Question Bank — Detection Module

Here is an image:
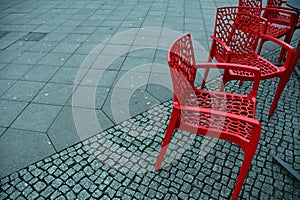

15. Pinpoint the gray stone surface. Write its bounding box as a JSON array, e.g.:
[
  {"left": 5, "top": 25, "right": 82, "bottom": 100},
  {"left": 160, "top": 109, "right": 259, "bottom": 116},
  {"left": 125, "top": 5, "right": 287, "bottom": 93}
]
[
  {"left": 33, "top": 83, "right": 73, "bottom": 105},
  {"left": 0, "top": 0, "right": 299, "bottom": 198},
  {"left": 1, "top": 81, "right": 45, "bottom": 102},
  {"left": 0, "top": 128, "right": 55, "bottom": 178},
  {"left": 0, "top": 100, "right": 28, "bottom": 127},
  {"left": 21, "top": 65, "right": 59, "bottom": 82},
  {"left": 11, "top": 103, "right": 62, "bottom": 132},
  {"left": 0, "top": 64, "right": 32, "bottom": 80}
]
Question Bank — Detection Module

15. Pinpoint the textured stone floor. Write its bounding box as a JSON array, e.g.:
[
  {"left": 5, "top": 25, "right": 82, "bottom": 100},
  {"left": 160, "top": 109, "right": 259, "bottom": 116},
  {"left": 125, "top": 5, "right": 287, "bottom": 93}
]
[{"left": 0, "top": 0, "right": 299, "bottom": 199}]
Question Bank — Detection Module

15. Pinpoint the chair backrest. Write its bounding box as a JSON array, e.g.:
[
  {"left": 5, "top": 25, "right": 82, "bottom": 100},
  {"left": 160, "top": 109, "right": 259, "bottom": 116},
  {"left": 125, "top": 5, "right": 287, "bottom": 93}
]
[
  {"left": 168, "top": 33, "right": 197, "bottom": 106},
  {"left": 214, "top": 7, "right": 263, "bottom": 56},
  {"left": 266, "top": 0, "right": 283, "bottom": 6},
  {"left": 239, "top": 0, "right": 262, "bottom": 8}
]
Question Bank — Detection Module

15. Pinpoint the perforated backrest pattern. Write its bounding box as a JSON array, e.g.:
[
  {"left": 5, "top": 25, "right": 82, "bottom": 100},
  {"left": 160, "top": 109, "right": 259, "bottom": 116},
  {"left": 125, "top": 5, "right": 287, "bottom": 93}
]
[
  {"left": 215, "top": 7, "right": 262, "bottom": 56},
  {"left": 168, "top": 34, "right": 197, "bottom": 106}
]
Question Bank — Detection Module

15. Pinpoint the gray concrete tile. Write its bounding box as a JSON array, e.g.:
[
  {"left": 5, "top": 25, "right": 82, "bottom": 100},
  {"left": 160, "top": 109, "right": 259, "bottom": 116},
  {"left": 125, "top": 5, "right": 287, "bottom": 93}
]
[
  {"left": 29, "top": 41, "right": 57, "bottom": 52},
  {"left": 41, "top": 33, "right": 67, "bottom": 42},
  {"left": 11, "top": 103, "right": 62, "bottom": 132},
  {"left": 69, "top": 107, "right": 114, "bottom": 140},
  {"left": 120, "top": 20, "right": 143, "bottom": 28},
  {"left": 51, "top": 42, "right": 80, "bottom": 54},
  {"left": 0, "top": 79, "right": 16, "bottom": 96},
  {"left": 85, "top": 32, "right": 112, "bottom": 43},
  {"left": 69, "top": 86, "right": 110, "bottom": 109},
  {"left": 127, "top": 48, "right": 156, "bottom": 59},
  {"left": 21, "top": 65, "right": 59, "bottom": 82},
  {"left": 38, "top": 52, "right": 71, "bottom": 67},
  {"left": 91, "top": 54, "right": 125, "bottom": 70},
  {"left": 62, "top": 34, "right": 89, "bottom": 43},
  {"left": 0, "top": 40, "right": 15, "bottom": 50},
  {"left": 50, "top": 67, "right": 78, "bottom": 85},
  {"left": 1, "top": 81, "right": 45, "bottom": 102},
  {"left": 61, "top": 19, "right": 84, "bottom": 26},
  {"left": 112, "top": 71, "right": 149, "bottom": 90},
  {"left": 74, "top": 43, "right": 98, "bottom": 54},
  {"left": 132, "top": 36, "right": 160, "bottom": 47},
  {"left": 0, "top": 128, "right": 55, "bottom": 178},
  {"left": 45, "top": 19, "right": 67, "bottom": 27},
  {"left": 80, "top": 69, "right": 118, "bottom": 88},
  {"left": 1, "top": 31, "right": 28, "bottom": 41},
  {"left": 13, "top": 52, "right": 46, "bottom": 65},
  {"left": 33, "top": 83, "right": 73, "bottom": 106},
  {"left": 0, "top": 127, "right": 6, "bottom": 137},
  {"left": 48, "top": 106, "right": 114, "bottom": 151},
  {"left": 73, "top": 26, "right": 97, "bottom": 34},
  {"left": 102, "top": 88, "right": 160, "bottom": 124},
  {"left": 0, "top": 100, "right": 28, "bottom": 127},
  {"left": 0, "top": 64, "right": 32, "bottom": 80},
  {"left": 101, "top": 20, "right": 122, "bottom": 27},
  {"left": 101, "top": 44, "right": 131, "bottom": 56},
  {"left": 14, "top": 25, "right": 39, "bottom": 32},
  {"left": 147, "top": 71, "right": 173, "bottom": 103},
  {"left": 0, "top": 50, "right": 21, "bottom": 64},
  {"left": 0, "top": 63, "right": 8, "bottom": 71},
  {"left": 121, "top": 56, "right": 154, "bottom": 71},
  {"left": 80, "top": 19, "right": 103, "bottom": 27},
  {"left": 63, "top": 54, "right": 87, "bottom": 67},
  {"left": 94, "top": 26, "right": 118, "bottom": 35},
  {"left": 47, "top": 106, "right": 80, "bottom": 151},
  {"left": 33, "top": 25, "right": 57, "bottom": 33},
  {"left": 5, "top": 40, "right": 36, "bottom": 52}
]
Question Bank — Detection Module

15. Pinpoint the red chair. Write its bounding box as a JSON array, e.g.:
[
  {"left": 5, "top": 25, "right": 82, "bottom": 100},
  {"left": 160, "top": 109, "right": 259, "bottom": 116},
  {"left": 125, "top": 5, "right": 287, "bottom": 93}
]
[
  {"left": 239, "top": 0, "right": 297, "bottom": 63},
  {"left": 266, "top": 0, "right": 300, "bottom": 46},
  {"left": 201, "top": 6, "right": 295, "bottom": 116},
  {"left": 155, "top": 33, "right": 262, "bottom": 200}
]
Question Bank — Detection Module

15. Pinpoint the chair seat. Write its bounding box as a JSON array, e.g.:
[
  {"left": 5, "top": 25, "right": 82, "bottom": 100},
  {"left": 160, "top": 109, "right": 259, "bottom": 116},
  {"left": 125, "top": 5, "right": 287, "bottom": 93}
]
[
  {"left": 181, "top": 90, "right": 256, "bottom": 140},
  {"left": 265, "top": 24, "right": 290, "bottom": 38},
  {"left": 269, "top": 13, "right": 300, "bottom": 28},
  {"left": 229, "top": 52, "right": 280, "bottom": 78}
]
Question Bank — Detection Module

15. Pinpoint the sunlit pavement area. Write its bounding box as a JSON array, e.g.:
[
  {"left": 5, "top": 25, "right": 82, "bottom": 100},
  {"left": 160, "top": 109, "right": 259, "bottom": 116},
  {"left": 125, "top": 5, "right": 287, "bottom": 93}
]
[{"left": 0, "top": 0, "right": 299, "bottom": 199}]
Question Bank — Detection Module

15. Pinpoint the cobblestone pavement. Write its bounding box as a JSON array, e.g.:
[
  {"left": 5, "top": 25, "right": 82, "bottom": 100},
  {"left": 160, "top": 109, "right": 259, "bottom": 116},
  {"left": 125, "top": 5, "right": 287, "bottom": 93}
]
[{"left": 0, "top": 0, "right": 300, "bottom": 199}]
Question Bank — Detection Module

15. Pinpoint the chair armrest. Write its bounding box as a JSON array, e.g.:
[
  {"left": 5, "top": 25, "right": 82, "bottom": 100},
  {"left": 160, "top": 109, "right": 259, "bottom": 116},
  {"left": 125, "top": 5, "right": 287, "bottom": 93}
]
[
  {"left": 195, "top": 63, "right": 261, "bottom": 97},
  {"left": 260, "top": 34, "right": 294, "bottom": 52},
  {"left": 173, "top": 102, "right": 261, "bottom": 127},
  {"left": 211, "top": 35, "right": 233, "bottom": 62},
  {"left": 260, "top": 34, "right": 295, "bottom": 69},
  {"left": 211, "top": 35, "right": 232, "bottom": 54}
]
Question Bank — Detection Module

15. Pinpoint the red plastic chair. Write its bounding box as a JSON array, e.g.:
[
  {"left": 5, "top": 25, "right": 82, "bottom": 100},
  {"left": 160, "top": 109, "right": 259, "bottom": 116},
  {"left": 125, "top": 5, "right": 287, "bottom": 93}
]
[
  {"left": 266, "top": 0, "right": 300, "bottom": 44},
  {"left": 201, "top": 6, "right": 295, "bottom": 116},
  {"left": 155, "top": 33, "right": 262, "bottom": 200},
  {"left": 239, "top": 0, "right": 297, "bottom": 63}
]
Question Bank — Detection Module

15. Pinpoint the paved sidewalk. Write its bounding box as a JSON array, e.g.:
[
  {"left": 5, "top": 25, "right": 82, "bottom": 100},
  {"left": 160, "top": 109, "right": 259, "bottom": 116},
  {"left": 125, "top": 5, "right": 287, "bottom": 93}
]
[
  {"left": 0, "top": 0, "right": 299, "bottom": 199},
  {"left": 0, "top": 0, "right": 242, "bottom": 179}
]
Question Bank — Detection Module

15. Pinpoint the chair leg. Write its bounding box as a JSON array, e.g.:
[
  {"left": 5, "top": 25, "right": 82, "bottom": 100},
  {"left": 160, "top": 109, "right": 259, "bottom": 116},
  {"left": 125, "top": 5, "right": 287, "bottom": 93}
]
[
  {"left": 269, "top": 77, "right": 289, "bottom": 117},
  {"left": 201, "top": 68, "right": 210, "bottom": 89},
  {"left": 239, "top": 80, "right": 243, "bottom": 87},
  {"left": 232, "top": 125, "right": 261, "bottom": 200},
  {"left": 220, "top": 69, "right": 230, "bottom": 92},
  {"left": 155, "top": 110, "right": 179, "bottom": 170},
  {"left": 201, "top": 50, "right": 214, "bottom": 89},
  {"left": 257, "top": 38, "right": 265, "bottom": 55}
]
